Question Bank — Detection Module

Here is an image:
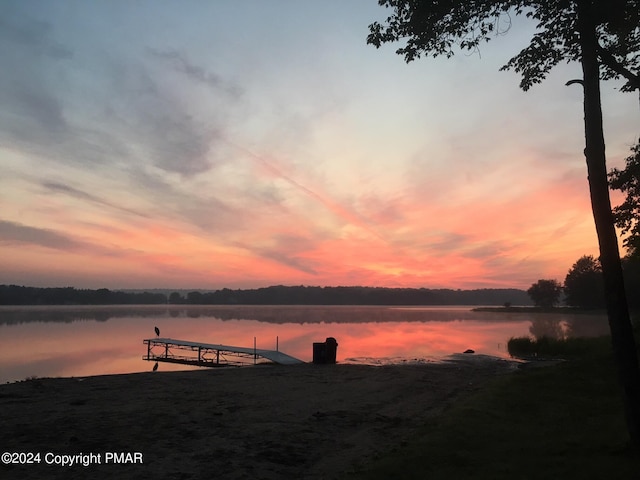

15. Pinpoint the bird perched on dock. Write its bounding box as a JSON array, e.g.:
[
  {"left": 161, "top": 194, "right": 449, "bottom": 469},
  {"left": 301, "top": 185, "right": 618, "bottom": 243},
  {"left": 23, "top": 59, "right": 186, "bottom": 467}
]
[
  {"left": 153, "top": 362, "right": 158, "bottom": 372},
  {"left": 154, "top": 326, "right": 160, "bottom": 337}
]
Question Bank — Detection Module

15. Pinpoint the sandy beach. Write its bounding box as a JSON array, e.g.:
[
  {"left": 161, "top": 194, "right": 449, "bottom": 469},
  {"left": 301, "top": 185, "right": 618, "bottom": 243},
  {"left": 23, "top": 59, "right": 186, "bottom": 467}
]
[{"left": 1, "top": 357, "right": 517, "bottom": 479}]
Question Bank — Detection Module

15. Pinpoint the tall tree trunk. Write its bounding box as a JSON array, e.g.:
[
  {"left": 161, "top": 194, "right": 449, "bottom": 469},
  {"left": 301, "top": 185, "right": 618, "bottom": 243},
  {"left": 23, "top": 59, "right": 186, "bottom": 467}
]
[{"left": 577, "top": 0, "right": 640, "bottom": 447}]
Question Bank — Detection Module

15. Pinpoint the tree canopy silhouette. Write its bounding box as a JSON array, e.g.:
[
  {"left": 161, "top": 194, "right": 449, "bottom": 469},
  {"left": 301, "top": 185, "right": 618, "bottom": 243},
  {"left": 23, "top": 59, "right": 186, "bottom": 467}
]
[
  {"left": 527, "top": 279, "right": 562, "bottom": 308},
  {"left": 368, "top": 0, "right": 640, "bottom": 447},
  {"left": 564, "top": 255, "right": 605, "bottom": 308},
  {"left": 610, "top": 141, "right": 640, "bottom": 257},
  {"left": 368, "top": 0, "right": 640, "bottom": 91}
]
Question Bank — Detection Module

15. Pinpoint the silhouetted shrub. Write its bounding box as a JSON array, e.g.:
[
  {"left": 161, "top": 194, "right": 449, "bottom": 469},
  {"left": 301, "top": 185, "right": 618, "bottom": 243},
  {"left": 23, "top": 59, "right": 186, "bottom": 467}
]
[{"left": 508, "top": 336, "right": 603, "bottom": 358}]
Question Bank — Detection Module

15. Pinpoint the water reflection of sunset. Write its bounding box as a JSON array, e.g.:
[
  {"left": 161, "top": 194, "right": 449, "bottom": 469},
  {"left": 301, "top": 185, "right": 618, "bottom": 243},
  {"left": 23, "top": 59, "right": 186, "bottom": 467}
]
[{"left": 0, "top": 306, "right": 610, "bottom": 383}]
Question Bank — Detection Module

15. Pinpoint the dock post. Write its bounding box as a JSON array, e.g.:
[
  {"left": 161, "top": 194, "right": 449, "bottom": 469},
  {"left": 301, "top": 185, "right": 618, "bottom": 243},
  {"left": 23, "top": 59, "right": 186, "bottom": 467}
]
[
  {"left": 254, "top": 337, "right": 257, "bottom": 365},
  {"left": 276, "top": 336, "right": 279, "bottom": 352}
]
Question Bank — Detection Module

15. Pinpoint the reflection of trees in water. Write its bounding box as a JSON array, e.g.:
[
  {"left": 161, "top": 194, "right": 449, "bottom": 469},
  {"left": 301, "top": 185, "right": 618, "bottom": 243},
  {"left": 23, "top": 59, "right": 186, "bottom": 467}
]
[
  {"left": 1, "top": 306, "right": 612, "bottom": 335},
  {"left": 2, "top": 305, "right": 492, "bottom": 325},
  {"left": 528, "top": 314, "right": 610, "bottom": 340},
  {"left": 564, "top": 315, "right": 611, "bottom": 337},
  {"left": 0, "top": 306, "right": 173, "bottom": 325},
  {"left": 0, "top": 308, "right": 115, "bottom": 325},
  {"left": 529, "top": 318, "right": 565, "bottom": 340},
  {"left": 173, "top": 306, "right": 499, "bottom": 323}
]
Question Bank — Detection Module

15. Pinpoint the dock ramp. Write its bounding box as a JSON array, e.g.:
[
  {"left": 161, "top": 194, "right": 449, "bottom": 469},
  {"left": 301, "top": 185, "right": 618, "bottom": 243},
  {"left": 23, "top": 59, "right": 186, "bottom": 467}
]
[{"left": 144, "top": 337, "right": 304, "bottom": 367}]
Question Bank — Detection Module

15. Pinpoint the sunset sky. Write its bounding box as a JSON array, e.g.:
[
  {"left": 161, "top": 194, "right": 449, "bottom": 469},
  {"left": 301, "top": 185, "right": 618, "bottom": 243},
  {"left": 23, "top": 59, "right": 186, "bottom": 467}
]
[{"left": 1, "top": 1, "right": 638, "bottom": 291}]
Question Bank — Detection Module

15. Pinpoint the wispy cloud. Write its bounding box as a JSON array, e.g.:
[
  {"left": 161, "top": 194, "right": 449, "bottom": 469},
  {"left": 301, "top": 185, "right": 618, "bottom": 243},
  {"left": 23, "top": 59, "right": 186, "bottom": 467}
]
[
  {"left": 0, "top": 220, "right": 88, "bottom": 251},
  {"left": 253, "top": 248, "right": 318, "bottom": 276},
  {"left": 146, "top": 47, "right": 242, "bottom": 97},
  {"left": 0, "top": 10, "right": 72, "bottom": 149},
  {"left": 102, "top": 64, "right": 218, "bottom": 177},
  {"left": 227, "top": 140, "right": 388, "bottom": 241},
  {"left": 42, "top": 182, "right": 150, "bottom": 219},
  {"left": 0, "top": 6, "right": 73, "bottom": 60},
  {"left": 231, "top": 233, "right": 321, "bottom": 276}
]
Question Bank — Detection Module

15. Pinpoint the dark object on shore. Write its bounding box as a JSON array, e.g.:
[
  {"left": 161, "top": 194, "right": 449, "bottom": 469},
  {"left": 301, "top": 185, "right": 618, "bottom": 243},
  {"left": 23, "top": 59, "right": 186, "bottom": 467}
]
[
  {"left": 154, "top": 326, "right": 160, "bottom": 337},
  {"left": 463, "top": 349, "right": 475, "bottom": 354},
  {"left": 152, "top": 362, "right": 158, "bottom": 372},
  {"left": 313, "top": 337, "right": 339, "bottom": 364}
]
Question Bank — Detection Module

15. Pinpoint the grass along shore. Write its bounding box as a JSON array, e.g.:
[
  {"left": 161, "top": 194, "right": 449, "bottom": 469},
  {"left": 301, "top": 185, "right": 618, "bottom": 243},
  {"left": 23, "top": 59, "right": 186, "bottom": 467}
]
[{"left": 350, "top": 335, "right": 640, "bottom": 479}]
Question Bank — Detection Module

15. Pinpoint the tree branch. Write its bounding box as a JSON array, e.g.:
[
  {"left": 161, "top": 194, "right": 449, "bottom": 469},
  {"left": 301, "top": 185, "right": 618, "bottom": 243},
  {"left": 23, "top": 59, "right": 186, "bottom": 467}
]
[
  {"left": 596, "top": 44, "right": 640, "bottom": 91},
  {"left": 566, "top": 78, "right": 584, "bottom": 87}
]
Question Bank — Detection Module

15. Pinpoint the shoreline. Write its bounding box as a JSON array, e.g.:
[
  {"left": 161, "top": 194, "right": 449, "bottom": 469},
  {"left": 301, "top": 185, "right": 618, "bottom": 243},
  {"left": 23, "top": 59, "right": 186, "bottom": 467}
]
[
  {"left": 1, "top": 358, "right": 517, "bottom": 479},
  {"left": 472, "top": 306, "right": 607, "bottom": 314}
]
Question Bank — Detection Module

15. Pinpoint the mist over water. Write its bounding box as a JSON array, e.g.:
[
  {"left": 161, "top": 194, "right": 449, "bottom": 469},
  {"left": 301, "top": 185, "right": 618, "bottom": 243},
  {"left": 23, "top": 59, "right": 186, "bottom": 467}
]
[{"left": 0, "top": 305, "right": 609, "bottom": 383}]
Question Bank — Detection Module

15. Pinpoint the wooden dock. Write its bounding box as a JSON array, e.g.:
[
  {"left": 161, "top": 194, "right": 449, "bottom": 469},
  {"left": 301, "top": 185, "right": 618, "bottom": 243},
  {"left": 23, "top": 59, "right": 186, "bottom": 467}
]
[{"left": 143, "top": 337, "right": 304, "bottom": 368}]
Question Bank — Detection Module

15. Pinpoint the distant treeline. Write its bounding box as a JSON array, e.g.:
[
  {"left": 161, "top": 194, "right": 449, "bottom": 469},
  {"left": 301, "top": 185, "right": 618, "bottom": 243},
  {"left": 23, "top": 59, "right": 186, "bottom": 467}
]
[
  {"left": 0, "top": 284, "right": 530, "bottom": 306},
  {"left": 0, "top": 286, "right": 167, "bottom": 305}
]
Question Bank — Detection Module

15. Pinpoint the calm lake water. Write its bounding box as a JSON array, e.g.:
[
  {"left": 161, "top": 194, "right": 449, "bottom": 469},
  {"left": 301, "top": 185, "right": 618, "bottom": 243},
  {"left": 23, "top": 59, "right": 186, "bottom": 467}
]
[{"left": 0, "top": 305, "right": 610, "bottom": 383}]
